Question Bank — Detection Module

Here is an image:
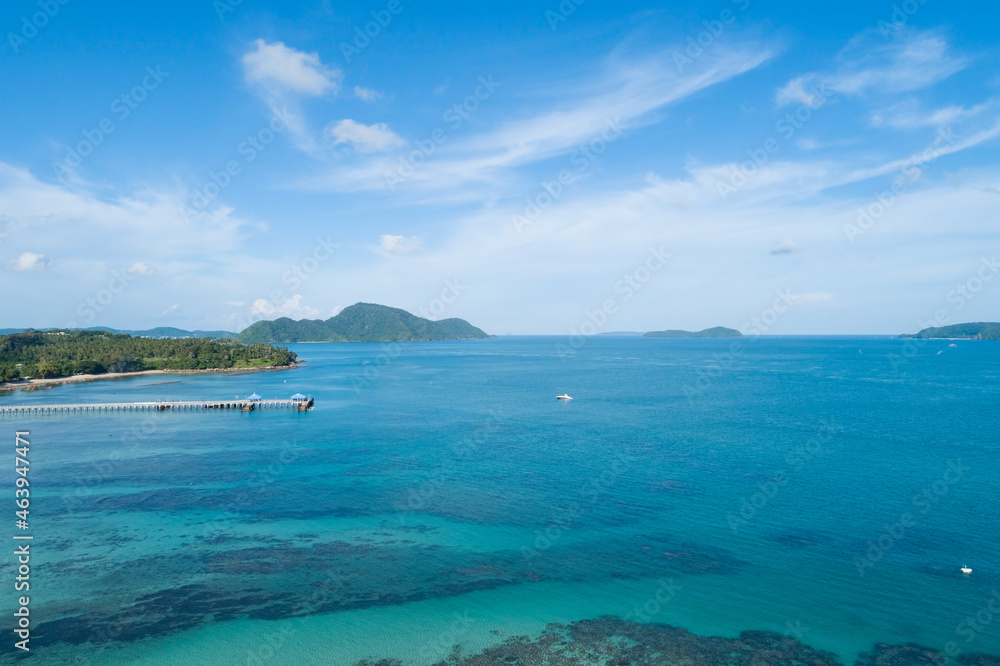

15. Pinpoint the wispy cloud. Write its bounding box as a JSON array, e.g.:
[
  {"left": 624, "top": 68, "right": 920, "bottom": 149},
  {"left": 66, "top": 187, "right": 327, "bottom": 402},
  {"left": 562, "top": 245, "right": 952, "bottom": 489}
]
[
  {"left": 324, "top": 119, "right": 405, "bottom": 152},
  {"left": 871, "top": 98, "right": 991, "bottom": 129},
  {"left": 126, "top": 262, "right": 154, "bottom": 276},
  {"left": 242, "top": 39, "right": 341, "bottom": 95},
  {"left": 770, "top": 239, "right": 798, "bottom": 255},
  {"left": 380, "top": 234, "right": 422, "bottom": 254},
  {"left": 249, "top": 294, "right": 319, "bottom": 319},
  {"left": 305, "top": 41, "right": 778, "bottom": 193},
  {"left": 354, "top": 86, "right": 382, "bottom": 102},
  {"left": 5, "top": 251, "right": 49, "bottom": 271},
  {"left": 777, "top": 28, "right": 966, "bottom": 106},
  {"left": 241, "top": 39, "right": 342, "bottom": 154}
]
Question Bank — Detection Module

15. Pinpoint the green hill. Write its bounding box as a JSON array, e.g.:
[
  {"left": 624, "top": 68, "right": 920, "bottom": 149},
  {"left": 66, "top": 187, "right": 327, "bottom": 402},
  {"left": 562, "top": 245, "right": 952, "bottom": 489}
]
[
  {"left": 901, "top": 322, "right": 1000, "bottom": 340},
  {"left": 235, "top": 303, "right": 491, "bottom": 343},
  {"left": 643, "top": 327, "right": 742, "bottom": 338}
]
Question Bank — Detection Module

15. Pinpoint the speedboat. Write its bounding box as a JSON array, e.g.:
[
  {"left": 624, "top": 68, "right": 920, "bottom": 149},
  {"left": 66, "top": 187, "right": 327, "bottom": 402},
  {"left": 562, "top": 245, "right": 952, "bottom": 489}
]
[
  {"left": 961, "top": 565, "right": 972, "bottom": 575},
  {"left": 556, "top": 394, "right": 573, "bottom": 400}
]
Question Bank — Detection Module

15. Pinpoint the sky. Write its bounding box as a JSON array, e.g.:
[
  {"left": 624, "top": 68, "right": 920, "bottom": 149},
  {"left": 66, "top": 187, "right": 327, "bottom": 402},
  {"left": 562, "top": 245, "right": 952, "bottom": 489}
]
[{"left": 1, "top": 0, "right": 998, "bottom": 335}]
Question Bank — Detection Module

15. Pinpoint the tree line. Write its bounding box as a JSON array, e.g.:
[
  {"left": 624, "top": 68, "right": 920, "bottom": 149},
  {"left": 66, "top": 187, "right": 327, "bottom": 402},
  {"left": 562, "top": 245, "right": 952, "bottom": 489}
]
[{"left": 0, "top": 330, "right": 296, "bottom": 382}]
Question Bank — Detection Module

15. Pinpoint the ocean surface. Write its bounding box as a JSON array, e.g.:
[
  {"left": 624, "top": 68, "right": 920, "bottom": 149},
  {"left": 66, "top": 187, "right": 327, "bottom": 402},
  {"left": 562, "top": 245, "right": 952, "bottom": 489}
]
[{"left": 1, "top": 336, "right": 998, "bottom": 665}]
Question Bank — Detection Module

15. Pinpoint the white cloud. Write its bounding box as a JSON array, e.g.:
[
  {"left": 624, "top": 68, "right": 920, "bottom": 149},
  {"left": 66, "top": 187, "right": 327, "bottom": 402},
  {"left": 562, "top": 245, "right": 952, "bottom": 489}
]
[
  {"left": 380, "top": 234, "right": 422, "bottom": 254},
  {"left": 777, "top": 29, "right": 966, "bottom": 106},
  {"left": 324, "top": 119, "right": 405, "bottom": 152},
  {"left": 126, "top": 262, "right": 154, "bottom": 276},
  {"left": 224, "top": 300, "right": 245, "bottom": 307},
  {"left": 5, "top": 251, "right": 49, "bottom": 271},
  {"left": 787, "top": 292, "right": 834, "bottom": 304},
  {"left": 354, "top": 86, "right": 382, "bottom": 102},
  {"left": 163, "top": 304, "right": 179, "bottom": 314},
  {"left": 305, "top": 41, "right": 777, "bottom": 193},
  {"left": 241, "top": 39, "right": 340, "bottom": 96},
  {"left": 871, "top": 99, "right": 990, "bottom": 129},
  {"left": 770, "top": 239, "right": 798, "bottom": 255},
  {"left": 249, "top": 294, "right": 320, "bottom": 319}
]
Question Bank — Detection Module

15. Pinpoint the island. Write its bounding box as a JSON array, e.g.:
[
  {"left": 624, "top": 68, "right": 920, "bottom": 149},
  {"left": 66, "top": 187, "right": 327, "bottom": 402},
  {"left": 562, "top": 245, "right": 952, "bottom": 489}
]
[
  {"left": 0, "top": 330, "right": 296, "bottom": 387},
  {"left": 235, "top": 302, "right": 491, "bottom": 343},
  {"left": 900, "top": 322, "right": 1000, "bottom": 340},
  {"left": 0, "top": 326, "right": 236, "bottom": 338},
  {"left": 643, "top": 327, "right": 742, "bottom": 338}
]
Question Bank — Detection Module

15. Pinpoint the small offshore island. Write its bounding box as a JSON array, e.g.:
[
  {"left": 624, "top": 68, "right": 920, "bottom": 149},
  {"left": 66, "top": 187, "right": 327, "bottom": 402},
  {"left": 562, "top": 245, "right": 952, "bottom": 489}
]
[
  {"left": 643, "top": 326, "right": 743, "bottom": 338},
  {"left": 901, "top": 322, "right": 1000, "bottom": 340}
]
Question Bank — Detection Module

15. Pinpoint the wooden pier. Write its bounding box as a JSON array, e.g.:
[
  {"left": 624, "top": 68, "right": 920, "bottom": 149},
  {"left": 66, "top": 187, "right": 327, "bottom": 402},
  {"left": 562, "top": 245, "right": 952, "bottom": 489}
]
[{"left": 0, "top": 397, "right": 314, "bottom": 416}]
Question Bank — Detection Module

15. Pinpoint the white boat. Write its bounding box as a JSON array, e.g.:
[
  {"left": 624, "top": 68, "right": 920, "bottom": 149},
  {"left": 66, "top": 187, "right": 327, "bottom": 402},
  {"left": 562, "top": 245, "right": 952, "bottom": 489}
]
[
  {"left": 961, "top": 565, "right": 972, "bottom": 575},
  {"left": 949, "top": 343, "right": 958, "bottom": 348},
  {"left": 556, "top": 394, "right": 573, "bottom": 400}
]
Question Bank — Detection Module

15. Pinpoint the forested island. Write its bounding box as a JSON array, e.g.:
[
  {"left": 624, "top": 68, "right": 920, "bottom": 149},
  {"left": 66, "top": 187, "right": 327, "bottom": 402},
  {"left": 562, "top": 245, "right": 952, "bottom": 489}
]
[
  {"left": 643, "top": 327, "right": 742, "bottom": 338},
  {"left": 0, "top": 330, "right": 296, "bottom": 383},
  {"left": 236, "top": 302, "right": 491, "bottom": 343},
  {"left": 901, "top": 322, "right": 1000, "bottom": 340}
]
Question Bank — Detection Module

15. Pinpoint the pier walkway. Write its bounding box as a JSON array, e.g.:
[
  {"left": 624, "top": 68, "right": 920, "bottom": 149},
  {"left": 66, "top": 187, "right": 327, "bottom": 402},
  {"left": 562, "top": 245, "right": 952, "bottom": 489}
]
[{"left": 0, "top": 397, "right": 314, "bottom": 416}]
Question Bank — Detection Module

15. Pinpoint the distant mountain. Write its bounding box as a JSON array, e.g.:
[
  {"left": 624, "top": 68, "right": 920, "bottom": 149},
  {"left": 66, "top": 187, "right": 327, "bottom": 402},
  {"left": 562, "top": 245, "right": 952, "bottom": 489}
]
[
  {"left": 0, "top": 326, "right": 234, "bottom": 339},
  {"left": 901, "top": 322, "right": 1000, "bottom": 340},
  {"left": 644, "top": 327, "right": 742, "bottom": 338},
  {"left": 235, "top": 303, "right": 491, "bottom": 343}
]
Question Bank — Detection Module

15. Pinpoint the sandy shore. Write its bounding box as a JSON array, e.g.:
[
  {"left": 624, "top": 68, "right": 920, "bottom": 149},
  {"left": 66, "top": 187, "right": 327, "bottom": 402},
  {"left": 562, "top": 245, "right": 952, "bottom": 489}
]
[{"left": 0, "top": 364, "right": 300, "bottom": 393}]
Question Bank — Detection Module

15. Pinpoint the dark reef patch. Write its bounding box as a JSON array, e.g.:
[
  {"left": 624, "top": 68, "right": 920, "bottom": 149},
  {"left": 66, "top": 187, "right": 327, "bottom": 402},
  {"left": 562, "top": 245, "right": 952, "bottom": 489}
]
[{"left": 351, "top": 618, "right": 1000, "bottom": 666}]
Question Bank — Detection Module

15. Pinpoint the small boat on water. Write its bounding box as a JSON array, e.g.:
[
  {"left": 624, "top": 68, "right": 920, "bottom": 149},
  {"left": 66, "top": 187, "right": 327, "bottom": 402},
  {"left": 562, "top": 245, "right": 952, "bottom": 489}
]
[
  {"left": 949, "top": 343, "right": 958, "bottom": 348},
  {"left": 556, "top": 394, "right": 573, "bottom": 401},
  {"left": 961, "top": 565, "right": 973, "bottom": 575}
]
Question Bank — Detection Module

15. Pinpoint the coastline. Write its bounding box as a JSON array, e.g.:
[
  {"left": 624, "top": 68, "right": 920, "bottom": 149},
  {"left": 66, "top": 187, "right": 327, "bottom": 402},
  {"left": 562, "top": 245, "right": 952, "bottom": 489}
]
[{"left": 0, "top": 363, "right": 300, "bottom": 393}]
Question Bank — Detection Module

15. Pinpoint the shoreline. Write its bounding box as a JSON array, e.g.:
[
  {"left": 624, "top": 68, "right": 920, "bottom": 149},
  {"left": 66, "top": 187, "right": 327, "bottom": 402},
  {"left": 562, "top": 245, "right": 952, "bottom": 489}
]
[{"left": 0, "top": 363, "right": 300, "bottom": 393}]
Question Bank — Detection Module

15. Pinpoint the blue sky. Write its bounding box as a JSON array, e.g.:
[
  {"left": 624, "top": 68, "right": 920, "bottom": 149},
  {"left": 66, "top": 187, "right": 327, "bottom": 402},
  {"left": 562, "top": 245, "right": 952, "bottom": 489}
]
[{"left": 1, "top": 0, "right": 998, "bottom": 334}]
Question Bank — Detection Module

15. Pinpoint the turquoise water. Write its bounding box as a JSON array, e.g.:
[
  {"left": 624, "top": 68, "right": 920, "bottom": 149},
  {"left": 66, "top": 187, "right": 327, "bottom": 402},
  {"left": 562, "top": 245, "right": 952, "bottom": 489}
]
[{"left": 1, "top": 336, "right": 998, "bottom": 664}]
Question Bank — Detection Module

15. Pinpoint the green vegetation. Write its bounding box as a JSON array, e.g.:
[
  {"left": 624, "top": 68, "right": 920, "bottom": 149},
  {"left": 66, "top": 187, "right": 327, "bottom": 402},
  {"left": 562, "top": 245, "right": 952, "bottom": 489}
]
[
  {"left": 236, "top": 303, "right": 491, "bottom": 343},
  {"left": 901, "top": 322, "right": 1000, "bottom": 340},
  {"left": 643, "top": 327, "right": 743, "bottom": 338},
  {"left": 0, "top": 330, "right": 296, "bottom": 383},
  {"left": 0, "top": 326, "right": 235, "bottom": 338}
]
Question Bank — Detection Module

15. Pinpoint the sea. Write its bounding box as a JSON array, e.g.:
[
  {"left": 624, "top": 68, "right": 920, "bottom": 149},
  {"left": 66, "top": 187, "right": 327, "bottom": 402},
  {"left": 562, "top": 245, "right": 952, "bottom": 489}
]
[{"left": 0, "top": 336, "right": 997, "bottom": 665}]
